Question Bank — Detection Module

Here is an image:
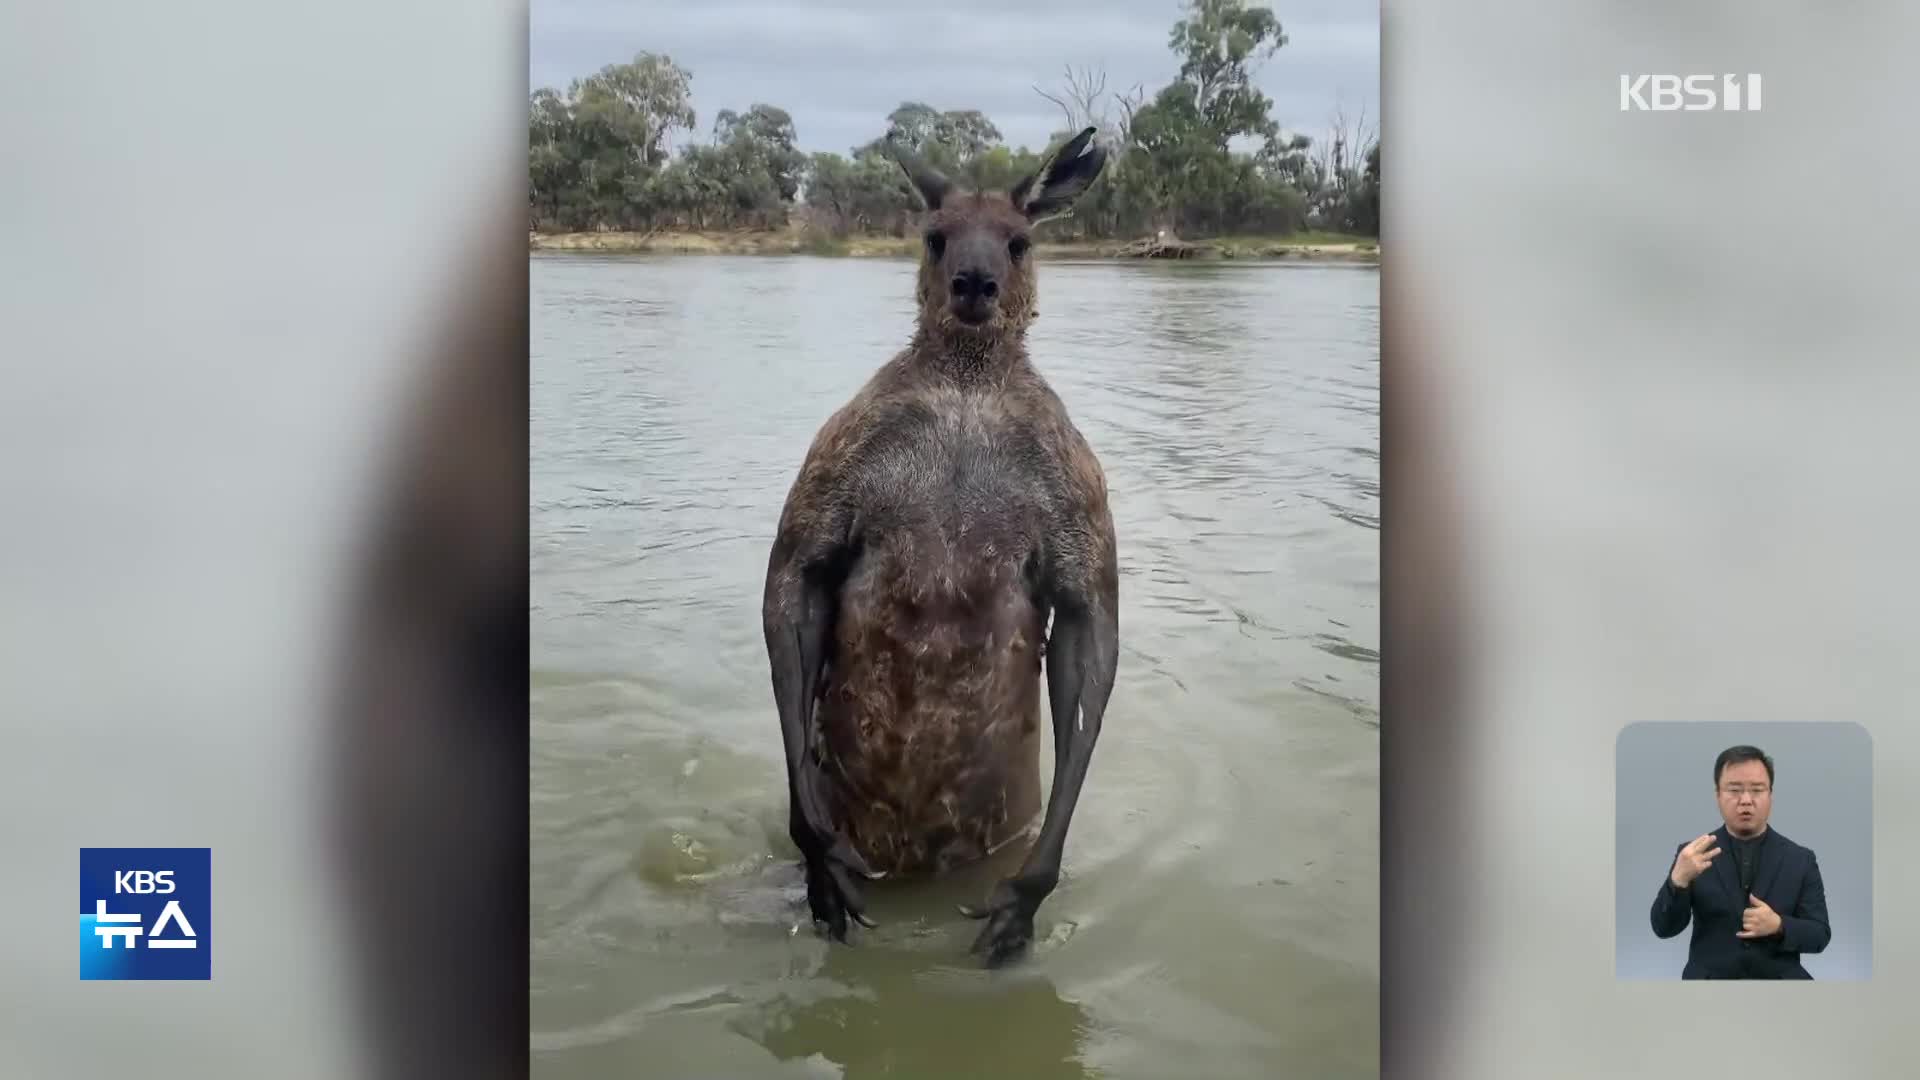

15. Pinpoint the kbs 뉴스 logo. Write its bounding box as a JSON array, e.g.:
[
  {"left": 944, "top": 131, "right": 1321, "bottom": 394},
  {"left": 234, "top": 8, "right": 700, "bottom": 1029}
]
[{"left": 80, "top": 848, "right": 212, "bottom": 980}]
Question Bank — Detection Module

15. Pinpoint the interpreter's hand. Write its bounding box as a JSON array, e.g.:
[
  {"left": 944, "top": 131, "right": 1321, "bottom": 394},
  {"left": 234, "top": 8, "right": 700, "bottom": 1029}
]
[
  {"left": 1735, "top": 893, "right": 1782, "bottom": 939},
  {"left": 1669, "top": 833, "right": 1721, "bottom": 888}
]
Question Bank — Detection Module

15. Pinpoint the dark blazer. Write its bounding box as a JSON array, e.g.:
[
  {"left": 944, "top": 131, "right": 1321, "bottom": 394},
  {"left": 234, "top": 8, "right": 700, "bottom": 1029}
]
[{"left": 1649, "top": 824, "right": 1831, "bottom": 979}]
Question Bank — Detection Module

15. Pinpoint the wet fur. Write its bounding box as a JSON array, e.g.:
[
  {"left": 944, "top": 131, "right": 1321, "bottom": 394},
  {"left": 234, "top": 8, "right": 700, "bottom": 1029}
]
[{"left": 795, "top": 359, "right": 1103, "bottom": 874}]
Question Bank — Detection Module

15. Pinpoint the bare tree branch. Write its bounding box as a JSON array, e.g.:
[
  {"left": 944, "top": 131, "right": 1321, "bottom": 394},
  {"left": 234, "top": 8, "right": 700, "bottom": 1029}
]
[
  {"left": 1037, "top": 61, "right": 1134, "bottom": 150},
  {"left": 1033, "top": 85, "right": 1077, "bottom": 132},
  {"left": 1115, "top": 83, "right": 1145, "bottom": 145},
  {"left": 1064, "top": 63, "right": 1108, "bottom": 128}
]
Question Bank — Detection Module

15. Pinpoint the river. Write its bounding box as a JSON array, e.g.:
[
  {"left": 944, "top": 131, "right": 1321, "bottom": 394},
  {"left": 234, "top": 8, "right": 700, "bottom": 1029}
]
[{"left": 531, "top": 251, "right": 1380, "bottom": 1078}]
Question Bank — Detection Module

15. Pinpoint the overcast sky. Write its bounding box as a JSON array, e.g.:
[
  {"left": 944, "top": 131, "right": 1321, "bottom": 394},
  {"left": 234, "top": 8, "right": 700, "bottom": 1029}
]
[{"left": 530, "top": 0, "right": 1377, "bottom": 156}]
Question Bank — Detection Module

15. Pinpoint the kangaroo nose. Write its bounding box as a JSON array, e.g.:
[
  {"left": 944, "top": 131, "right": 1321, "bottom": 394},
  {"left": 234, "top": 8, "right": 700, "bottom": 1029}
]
[{"left": 951, "top": 271, "right": 998, "bottom": 300}]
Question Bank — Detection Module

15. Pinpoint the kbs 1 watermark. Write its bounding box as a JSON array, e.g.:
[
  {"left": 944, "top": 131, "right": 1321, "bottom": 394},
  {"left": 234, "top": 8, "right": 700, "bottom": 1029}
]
[
  {"left": 80, "top": 848, "right": 212, "bottom": 980},
  {"left": 1620, "top": 74, "right": 1762, "bottom": 112}
]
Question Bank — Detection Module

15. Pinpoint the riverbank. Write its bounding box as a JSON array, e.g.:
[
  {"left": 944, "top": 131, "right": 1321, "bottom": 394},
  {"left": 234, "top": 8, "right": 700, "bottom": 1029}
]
[{"left": 529, "top": 227, "right": 1379, "bottom": 262}]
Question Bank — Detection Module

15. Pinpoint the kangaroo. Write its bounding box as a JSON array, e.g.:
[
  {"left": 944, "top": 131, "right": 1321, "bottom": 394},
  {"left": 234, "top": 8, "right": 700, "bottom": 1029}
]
[{"left": 761, "top": 127, "right": 1120, "bottom": 966}]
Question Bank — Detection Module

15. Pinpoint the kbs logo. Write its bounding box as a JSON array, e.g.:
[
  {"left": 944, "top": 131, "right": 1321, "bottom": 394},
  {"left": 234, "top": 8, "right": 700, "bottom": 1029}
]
[
  {"left": 115, "top": 870, "right": 175, "bottom": 893},
  {"left": 80, "top": 848, "right": 211, "bottom": 980},
  {"left": 1620, "top": 74, "right": 1762, "bottom": 111}
]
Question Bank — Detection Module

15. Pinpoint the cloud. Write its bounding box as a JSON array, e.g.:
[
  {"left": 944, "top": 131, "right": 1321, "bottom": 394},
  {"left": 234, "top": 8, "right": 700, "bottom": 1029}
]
[{"left": 531, "top": 0, "right": 1379, "bottom": 154}]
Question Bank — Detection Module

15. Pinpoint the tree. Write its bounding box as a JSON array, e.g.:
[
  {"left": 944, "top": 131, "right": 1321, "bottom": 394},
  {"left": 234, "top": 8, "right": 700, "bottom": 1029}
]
[
  {"left": 1033, "top": 63, "right": 1142, "bottom": 170},
  {"left": 854, "top": 102, "right": 1005, "bottom": 177},
  {"left": 1259, "top": 131, "right": 1313, "bottom": 184},
  {"left": 931, "top": 109, "right": 1003, "bottom": 164},
  {"left": 1304, "top": 103, "right": 1378, "bottom": 235},
  {"left": 715, "top": 103, "right": 806, "bottom": 206},
  {"left": 520, "top": 53, "right": 701, "bottom": 231},
  {"left": 961, "top": 145, "right": 1044, "bottom": 198},
  {"left": 573, "top": 52, "right": 696, "bottom": 168},
  {"left": 526, "top": 3, "right": 1373, "bottom": 241},
  {"left": 802, "top": 151, "right": 919, "bottom": 237},
  {"left": 1167, "top": 0, "right": 1287, "bottom": 147},
  {"left": 529, "top": 89, "right": 578, "bottom": 226},
  {"left": 1352, "top": 141, "right": 1379, "bottom": 235}
]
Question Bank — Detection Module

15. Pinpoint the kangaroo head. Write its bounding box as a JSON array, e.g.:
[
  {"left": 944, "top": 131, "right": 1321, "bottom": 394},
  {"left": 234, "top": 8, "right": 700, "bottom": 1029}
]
[{"left": 890, "top": 127, "right": 1108, "bottom": 339}]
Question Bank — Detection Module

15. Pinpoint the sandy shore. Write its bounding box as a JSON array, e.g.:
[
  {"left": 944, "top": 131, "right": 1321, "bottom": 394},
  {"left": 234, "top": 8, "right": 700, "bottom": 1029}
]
[{"left": 529, "top": 228, "right": 1379, "bottom": 262}]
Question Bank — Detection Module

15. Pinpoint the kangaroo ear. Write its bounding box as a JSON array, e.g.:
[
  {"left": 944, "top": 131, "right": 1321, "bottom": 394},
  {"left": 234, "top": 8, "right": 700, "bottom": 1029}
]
[
  {"left": 888, "top": 140, "right": 951, "bottom": 211},
  {"left": 1010, "top": 126, "right": 1107, "bottom": 224}
]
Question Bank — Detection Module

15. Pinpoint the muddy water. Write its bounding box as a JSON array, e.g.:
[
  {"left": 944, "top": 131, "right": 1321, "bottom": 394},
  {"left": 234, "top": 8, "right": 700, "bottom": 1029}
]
[{"left": 531, "top": 252, "right": 1379, "bottom": 1078}]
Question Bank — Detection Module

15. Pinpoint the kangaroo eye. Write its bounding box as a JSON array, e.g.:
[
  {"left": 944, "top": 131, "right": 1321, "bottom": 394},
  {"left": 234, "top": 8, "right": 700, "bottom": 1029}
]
[
  {"left": 1008, "top": 235, "right": 1031, "bottom": 259},
  {"left": 925, "top": 231, "right": 946, "bottom": 257}
]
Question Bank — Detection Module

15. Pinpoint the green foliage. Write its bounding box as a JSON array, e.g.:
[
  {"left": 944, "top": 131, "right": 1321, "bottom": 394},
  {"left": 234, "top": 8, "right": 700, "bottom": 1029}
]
[
  {"left": 714, "top": 104, "right": 806, "bottom": 203},
  {"left": 529, "top": 4, "right": 1378, "bottom": 241},
  {"left": 961, "top": 145, "right": 1045, "bottom": 197},
  {"left": 1168, "top": 0, "right": 1286, "bottom": 147},
  {"left": 849, "top": 103, "right": 1008, "bottom": 180},
  {"left": 574, "top": 52, "right": 696, "bottom": 168},
  {"left": 798, "top": 151, "right": 918, "bottom": 237},
  {"left": 528, "top": 53, "right": 699, "bottom": 230},
  {"left": 1351, "top": 142, "right": 1380, "bottom": 234}
]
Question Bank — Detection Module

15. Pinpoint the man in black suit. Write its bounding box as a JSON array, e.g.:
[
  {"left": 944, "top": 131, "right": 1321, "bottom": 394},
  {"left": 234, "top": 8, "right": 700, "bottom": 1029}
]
[{"left": 1650, "top": 745, "right": 1832, "bottom": 978}]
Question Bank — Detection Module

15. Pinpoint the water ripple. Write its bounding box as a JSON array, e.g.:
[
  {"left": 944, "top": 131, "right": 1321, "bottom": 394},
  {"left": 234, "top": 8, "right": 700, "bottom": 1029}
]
[{"left": 532, "top": 254, "right": 1379, "bottom": 1079}]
